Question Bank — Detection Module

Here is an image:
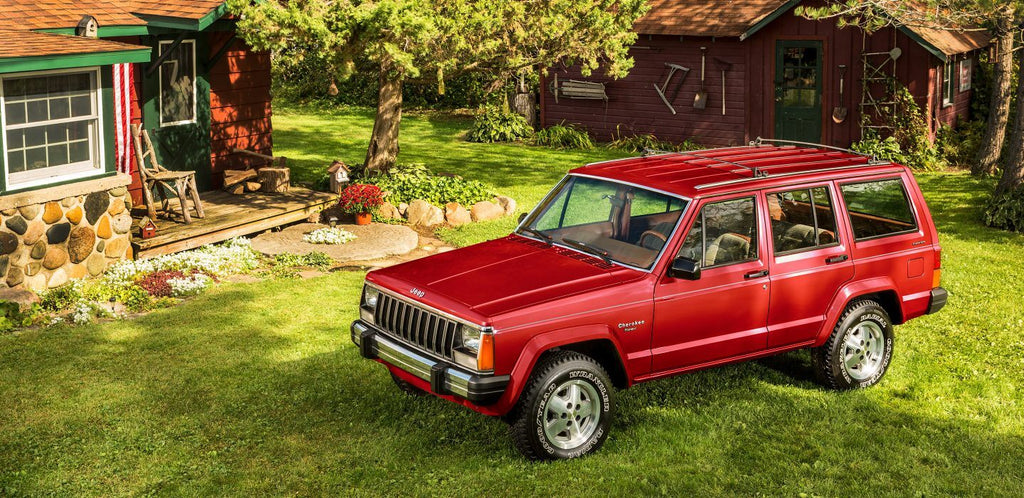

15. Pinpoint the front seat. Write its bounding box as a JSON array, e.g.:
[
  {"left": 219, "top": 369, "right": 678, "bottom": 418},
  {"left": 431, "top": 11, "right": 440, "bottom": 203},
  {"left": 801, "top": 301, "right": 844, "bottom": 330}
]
[{"left": 704, "top": 233, "right": 750, "bottom": 266}]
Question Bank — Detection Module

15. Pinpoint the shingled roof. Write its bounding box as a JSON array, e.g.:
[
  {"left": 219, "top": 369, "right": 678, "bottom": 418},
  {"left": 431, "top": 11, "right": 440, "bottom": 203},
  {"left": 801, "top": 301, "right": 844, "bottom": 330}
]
[
  {"left": 634, "top": 0, "right": 991, "bottom": 57},
  {"left": 0, "top": 0, "right": 227, "bottom": 30},
  {"left": 0, "top": 27, "right": 148, "bottom": 59}
]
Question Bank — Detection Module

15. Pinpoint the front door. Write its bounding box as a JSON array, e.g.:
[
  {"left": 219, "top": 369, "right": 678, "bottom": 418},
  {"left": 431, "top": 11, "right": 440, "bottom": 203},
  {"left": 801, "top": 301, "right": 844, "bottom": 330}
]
[
  {"left": 141, "top": 35, "right": 213, "bottom": 190},
  {"left": 775, "top": 40, "right": 823, "bottom": 143},
  {"left": 652, "top": 195, "right": 771, "bottom": 372}
]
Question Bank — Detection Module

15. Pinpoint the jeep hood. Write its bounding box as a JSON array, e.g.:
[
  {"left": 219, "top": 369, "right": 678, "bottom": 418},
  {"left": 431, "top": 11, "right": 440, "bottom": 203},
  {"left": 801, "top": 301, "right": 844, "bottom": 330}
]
[{"left": 369, "top": 235, "right": 644, "bottom": 317}]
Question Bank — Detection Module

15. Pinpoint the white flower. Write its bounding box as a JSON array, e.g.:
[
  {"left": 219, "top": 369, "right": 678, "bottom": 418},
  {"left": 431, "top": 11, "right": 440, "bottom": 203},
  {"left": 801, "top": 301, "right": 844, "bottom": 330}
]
[
  {"left": 302, "top": 227, "right": 357, "bottom": 245},
  {"left": 71, "top": 302, "right": 93, "bottom": 324},
  {"left": 167, "top": 274, "right": 212, "bottom": 297},
  {"left": 101, "top": 237, "right": 260, "bottom": 288}
]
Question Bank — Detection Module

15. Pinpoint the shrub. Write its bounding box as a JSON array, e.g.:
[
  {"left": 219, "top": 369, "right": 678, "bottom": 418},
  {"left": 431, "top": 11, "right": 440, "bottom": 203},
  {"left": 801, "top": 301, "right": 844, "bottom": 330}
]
[
  {"left": 274, "top": 252, "right": 334, "bottom": 271},
  {"left": 339, "top": 184, "right": 385, "bottom": 214},
  {"left": 0, "top": 301, "right": 42, "bottom": 332},
  {"left": 534, "top": 123, "right": 593, "bottom": 149},
  {"left": 467, "top": 105, "right": 533, "bottom": 143},
  {"left": 851, "top": 134, "right": 942, "bottom": 171},
  {"left": 984, "top": 187, "right": 1024, "bottom": 232},
  {"left": 936, "top": 119, "right": 985, "bottom": 168},
  {"left": 137, "top": 270, "right": 190, "bottom": 298},
  {"left": 364, "top": 163, "right": 493, "bottom": 207},
  {"left": 607, "top": 127, "right": 704, "bottom": 153},
  {"left": 40, "top": 281, "right": 85, "bottom": 312}
]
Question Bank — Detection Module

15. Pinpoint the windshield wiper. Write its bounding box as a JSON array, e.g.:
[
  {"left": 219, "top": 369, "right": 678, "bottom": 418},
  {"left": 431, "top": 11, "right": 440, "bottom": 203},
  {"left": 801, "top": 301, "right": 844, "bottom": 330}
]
[
  {"left": 561, "top": 238, "right": 613, "bottom": 265},
  {"left": 521, "top": 227, "right": 553, "bottom": 245}
]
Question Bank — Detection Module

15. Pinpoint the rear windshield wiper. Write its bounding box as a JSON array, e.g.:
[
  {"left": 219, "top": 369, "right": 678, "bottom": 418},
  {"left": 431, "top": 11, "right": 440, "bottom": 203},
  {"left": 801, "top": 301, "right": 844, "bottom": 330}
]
[
  {"left": 521, "top": 227, "right": 553, "bottom": 245},
  {"left": 561, "top": 238, "right": 613, "bottom": 265}
]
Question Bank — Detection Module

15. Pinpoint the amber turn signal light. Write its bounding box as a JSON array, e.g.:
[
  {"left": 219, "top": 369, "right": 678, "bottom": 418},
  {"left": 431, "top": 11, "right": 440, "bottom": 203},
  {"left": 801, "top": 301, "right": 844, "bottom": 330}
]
[
  {"left": 932, "top": 269, "right": 941, "bottom": 288},
  {"left": 477, "top": 334, "right": 494, "bottom": 372}
]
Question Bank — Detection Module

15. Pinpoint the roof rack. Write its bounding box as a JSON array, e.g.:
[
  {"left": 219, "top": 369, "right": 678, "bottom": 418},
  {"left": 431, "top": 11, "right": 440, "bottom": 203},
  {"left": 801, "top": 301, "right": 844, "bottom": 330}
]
[
  {"left": 641, "top": 147, "right": 769, "bottom": 178},
  {"left": 750, "top": 137, "right": 884, "bottom": 164}
]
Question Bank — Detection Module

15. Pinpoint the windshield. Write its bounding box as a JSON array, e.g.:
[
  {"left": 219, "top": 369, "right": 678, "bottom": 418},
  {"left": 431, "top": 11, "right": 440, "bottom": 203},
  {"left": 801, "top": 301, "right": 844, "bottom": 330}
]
[{"left": 518, "top": 175, "right": 689, "bottom": 270}]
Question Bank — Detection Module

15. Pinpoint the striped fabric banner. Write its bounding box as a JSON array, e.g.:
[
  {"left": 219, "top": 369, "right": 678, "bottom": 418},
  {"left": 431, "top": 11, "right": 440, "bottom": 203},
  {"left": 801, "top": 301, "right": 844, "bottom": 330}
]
[{"left": 112, "top": 63, "right": 134, "bottom": 174}]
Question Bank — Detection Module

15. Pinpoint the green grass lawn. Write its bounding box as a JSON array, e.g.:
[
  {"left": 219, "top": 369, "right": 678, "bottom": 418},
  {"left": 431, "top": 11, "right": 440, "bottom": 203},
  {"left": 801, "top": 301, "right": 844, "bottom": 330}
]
[{"left": 1, "top": 106, "right": 1023, "bottom": 495}]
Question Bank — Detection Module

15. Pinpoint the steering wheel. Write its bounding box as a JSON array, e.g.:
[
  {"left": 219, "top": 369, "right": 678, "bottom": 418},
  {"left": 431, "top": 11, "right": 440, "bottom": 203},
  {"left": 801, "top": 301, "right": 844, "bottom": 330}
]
[{"left": 638, "top": 230, "right": 668, "bottom": 250}]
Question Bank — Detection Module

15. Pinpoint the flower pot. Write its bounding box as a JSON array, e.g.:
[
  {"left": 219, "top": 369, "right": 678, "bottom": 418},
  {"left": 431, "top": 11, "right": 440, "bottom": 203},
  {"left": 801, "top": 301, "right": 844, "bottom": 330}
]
[{"left": 354, "top": 212, "right": 373, "bottom": 225}]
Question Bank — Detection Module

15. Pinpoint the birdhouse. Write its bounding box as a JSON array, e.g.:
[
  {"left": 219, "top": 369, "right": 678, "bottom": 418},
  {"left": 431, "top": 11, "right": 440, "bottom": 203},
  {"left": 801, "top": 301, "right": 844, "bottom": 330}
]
[
  {"left": 76, "top": 15, "right": 99, "bottom": 38},
  {"left": 327, "top": 160, "right": 351, "bottom": 194},
  {"left": 140, "top": 217, "right": 157, "bottom": 239}
]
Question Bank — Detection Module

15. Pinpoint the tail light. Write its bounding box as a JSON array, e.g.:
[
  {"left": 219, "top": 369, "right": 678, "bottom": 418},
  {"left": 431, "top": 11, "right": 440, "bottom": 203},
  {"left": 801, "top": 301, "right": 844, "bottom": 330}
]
[{"left": 932, "top": 246, "right": 942, "bottom": 288}]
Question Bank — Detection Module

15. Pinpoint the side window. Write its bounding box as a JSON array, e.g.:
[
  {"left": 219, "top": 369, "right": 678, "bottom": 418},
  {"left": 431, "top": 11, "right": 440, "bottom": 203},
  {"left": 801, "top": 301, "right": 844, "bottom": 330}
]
[
  {"left": 676, "top": 197, "right": 758, "bottom": 267},
  {"left": 767, "top": 186, "right": 840, "bottom": 254},
  {"left": 159, "top": 40, "right": 197, "bottom": 126},
  {"left": 839, "top": 178, "right": 918, "bottom": 240}
]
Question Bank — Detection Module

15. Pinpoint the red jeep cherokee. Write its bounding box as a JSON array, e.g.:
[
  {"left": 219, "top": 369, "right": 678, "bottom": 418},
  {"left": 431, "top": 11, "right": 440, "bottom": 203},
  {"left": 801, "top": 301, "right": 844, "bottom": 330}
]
[{"left": 352, "top": 140, "right": 947, "bottom": 460}]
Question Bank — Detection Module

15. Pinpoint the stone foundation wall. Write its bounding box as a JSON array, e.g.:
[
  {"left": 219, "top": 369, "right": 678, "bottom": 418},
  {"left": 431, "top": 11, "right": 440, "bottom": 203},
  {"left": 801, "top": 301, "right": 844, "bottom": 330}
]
[{"left": 0, "top": 179, "right": 134, "bottom": 291}]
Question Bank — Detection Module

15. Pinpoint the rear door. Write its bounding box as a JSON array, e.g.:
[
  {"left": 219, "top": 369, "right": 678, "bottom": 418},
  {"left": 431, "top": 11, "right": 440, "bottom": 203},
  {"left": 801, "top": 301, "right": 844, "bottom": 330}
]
[
  {"left": 764, "top": 183, "right": 855, "bottom": 348},
  {"left": 652, "top": 194, "right": 770, "bottom": 371}
]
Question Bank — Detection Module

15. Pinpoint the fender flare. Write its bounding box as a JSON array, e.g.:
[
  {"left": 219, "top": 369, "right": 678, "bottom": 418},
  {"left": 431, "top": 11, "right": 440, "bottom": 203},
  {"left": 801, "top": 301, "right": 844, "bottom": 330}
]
[
  {"left": 500, "top": 324, "right": 628, "bottom": 406},
  {"left": 815, "top": 277, "right": 901, "bottom": 346}
]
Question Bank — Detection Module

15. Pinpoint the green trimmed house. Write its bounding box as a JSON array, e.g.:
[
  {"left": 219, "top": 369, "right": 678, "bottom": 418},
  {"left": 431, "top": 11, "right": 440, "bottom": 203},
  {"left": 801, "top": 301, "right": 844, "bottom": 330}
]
[{"left": 0, "top": 1, "right": 284, "bottom": 291}]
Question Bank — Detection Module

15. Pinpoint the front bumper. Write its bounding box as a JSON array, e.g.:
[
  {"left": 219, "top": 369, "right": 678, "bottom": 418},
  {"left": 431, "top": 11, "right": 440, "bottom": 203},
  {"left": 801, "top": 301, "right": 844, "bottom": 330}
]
[
  {"left": 351, "top": 320, "right": 509, "bottom": 405},
  {"left": 926, "top": 287, "right": 948, "bottom": 314}
]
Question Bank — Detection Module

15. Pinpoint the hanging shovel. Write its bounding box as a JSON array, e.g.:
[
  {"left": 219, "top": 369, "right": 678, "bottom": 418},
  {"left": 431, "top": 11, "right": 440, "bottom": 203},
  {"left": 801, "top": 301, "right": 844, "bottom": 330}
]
[
  {"left": 654, "top": 63, "right": 690, "bottom": 115},
  {"left": 713, "top": 57, "right": 732, "bottom": 116},
  {"left": 694, "top": 47, "right": 708, "bottom": 109},
  {"left": 832, "top": 64, "right": 848, "bottom": 124}
]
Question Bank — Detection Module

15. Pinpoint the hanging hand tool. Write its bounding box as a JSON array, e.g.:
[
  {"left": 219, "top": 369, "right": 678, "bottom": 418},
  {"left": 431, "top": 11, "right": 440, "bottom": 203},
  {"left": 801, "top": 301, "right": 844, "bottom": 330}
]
[
  {"left": 713, "top": 57, "right": 732, "bottom": 116},
  {"left": 653, "top": 63, "right": 690, "bottom": 115},
  {"left": 694, "top": 47, "right": 708, "bottom": 109}
]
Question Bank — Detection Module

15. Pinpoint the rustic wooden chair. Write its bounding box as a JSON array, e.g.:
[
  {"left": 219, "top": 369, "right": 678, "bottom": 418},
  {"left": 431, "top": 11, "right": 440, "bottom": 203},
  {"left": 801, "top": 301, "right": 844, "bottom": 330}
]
[{"left": 130, "top": 124, "right": 205, "bottom": 224}]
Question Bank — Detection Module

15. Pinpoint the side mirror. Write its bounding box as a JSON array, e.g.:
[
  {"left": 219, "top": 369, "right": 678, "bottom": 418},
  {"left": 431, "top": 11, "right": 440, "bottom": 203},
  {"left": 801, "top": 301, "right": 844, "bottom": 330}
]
[
  {"left": 518, "top": 213, "right": 528, "bottom": 224},
  {"left": 669, "top": 257, "right": 701, "bottom": 280}
]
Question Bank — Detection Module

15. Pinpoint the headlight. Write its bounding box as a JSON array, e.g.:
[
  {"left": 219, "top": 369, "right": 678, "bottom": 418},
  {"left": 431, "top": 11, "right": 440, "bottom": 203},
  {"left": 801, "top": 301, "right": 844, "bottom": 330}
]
[
  {"left": 360, "top": 285, "right": 380, "bottom": 323},
  {"left": 455, "top": 324, "right": 494, "bottom": 372}
]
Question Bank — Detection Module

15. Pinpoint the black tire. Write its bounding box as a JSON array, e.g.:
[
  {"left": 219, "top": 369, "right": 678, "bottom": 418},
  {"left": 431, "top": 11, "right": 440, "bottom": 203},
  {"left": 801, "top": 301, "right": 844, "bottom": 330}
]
[
  {"left": 390, "top": 371, "right": 427, "bottom": 396},
  {"left": 813, "top": 300, "right": 894, "bottom": 390},
  {"left": 509, "top": 351, "right": 614, "bottom": 460}
]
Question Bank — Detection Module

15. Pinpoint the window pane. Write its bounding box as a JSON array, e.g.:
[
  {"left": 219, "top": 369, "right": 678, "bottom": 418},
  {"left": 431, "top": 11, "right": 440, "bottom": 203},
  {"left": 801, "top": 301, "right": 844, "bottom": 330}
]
[
  {"left": 27, "top": 100, "right": 48, "bottom": 123},
  {"left": 49, "top": 98, "right": 70, "bottom": 120},
  {"left": 67, "top": 121, "right": 89, "bottom": 141},
  {"left": 67, "top": 73, "right": 91, "bottom": 93},
  {"left": 7, "top": 151, "right": 24, "bottom": 172},
  {"left": 811, "top": 187, "right": 838, "bottom": 237},
  {"left": 47, "top": 75, "right": 70, "bottom": 97},
  {"left": 769, "top": 187, "right": 839, "bottom": 254},
  {"left": 23, "top": 78, "right": 47, "bottom": 100},
  {"left": 840, "top": 179, "right": 918, "bottom": 240},
  {"left": 68, "top": 141, "right": 90, "bottom": 163},
  {"left": 24, "top": 147, "right": 47, "bottom": 171},
  {"left": 6, "top": 129, "right": 23, "bottom": 149},
  {"left": 4, "top": 79, "right": 26, "bottom": 101},
  {"left": 688, "top": 197, "right": 758, "bottom": 267},
  {"left": 70, "top": 95, "right": 92, "bottom": 117},
  {"left": 160, "top": 41, "right": 196, "bottom": 124},
  {"left": 47, "top": 144, "right": 69, "bottom": 166},
  {"left": 5, "top": 102, "right": 26, "bottom": 125},
  {"left": 677, "top": 216, "right": 703, "bottom": 263},
  {"left": 23, "top": 126, "right": 45, "bottom": 147}
]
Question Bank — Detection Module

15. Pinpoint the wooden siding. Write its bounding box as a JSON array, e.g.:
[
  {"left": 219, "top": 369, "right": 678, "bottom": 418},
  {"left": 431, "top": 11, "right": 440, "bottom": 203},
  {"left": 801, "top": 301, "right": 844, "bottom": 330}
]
[
  {"left": 207, "top": 31, "right": 273, "bottom": 187},
  {"left": 541, "top": 36, "right": 748, "bottom": 146}
]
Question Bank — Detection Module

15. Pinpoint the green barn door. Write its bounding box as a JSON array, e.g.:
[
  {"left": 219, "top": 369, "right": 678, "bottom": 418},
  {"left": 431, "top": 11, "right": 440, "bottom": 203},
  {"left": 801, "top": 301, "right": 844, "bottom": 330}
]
[
  {"left": 141, "top": 35, "right": 213, "bottom": 190},
  {"left": 774, "top": 40, "right": 823, "bottom": 143}
]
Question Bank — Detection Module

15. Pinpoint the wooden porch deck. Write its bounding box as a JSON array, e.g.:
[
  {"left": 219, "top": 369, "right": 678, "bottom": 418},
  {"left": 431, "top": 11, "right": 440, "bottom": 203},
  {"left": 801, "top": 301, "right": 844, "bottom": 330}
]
[{"left": 133, "top": 187, "right": 336, "bottom": 258}]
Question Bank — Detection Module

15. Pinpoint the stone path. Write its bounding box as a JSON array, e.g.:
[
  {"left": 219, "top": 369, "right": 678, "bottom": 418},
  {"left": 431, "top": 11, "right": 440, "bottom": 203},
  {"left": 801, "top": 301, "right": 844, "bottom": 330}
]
[{"left": 251, "top": 223, "right": 420, "bottom": 262}]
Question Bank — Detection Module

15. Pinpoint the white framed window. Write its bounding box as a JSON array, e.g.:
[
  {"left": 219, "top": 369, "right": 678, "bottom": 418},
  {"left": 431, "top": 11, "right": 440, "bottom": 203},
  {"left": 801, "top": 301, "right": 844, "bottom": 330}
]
[
  {"left": 942, "top": 60, "right": 955, "bottom": 107},
  {"left": 158, "top": 39, "right": 197, "bottom": 126},
  {"left": 0, "top": 67, "right": 105, "bottom": 190}
]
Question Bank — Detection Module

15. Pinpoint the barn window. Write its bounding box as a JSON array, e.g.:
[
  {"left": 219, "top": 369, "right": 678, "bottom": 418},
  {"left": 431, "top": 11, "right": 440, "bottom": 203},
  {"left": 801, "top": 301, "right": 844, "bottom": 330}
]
[
  {"left": 159, "top": 39, "right": 196, "bottom": 126},
  {"left": 942, "top": 60, "right": 955, "bottom": 107},
  {"left": 1, "top": 68, "right": 104, "bottom": 189}
]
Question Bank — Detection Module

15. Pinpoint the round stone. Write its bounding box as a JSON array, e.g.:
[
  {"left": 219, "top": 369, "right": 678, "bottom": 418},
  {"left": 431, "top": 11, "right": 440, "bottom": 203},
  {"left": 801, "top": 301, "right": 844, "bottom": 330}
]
[
  {"left": 84, "top": 192, "right": 110, "bottom": 225},
  {"left": 104, "top": 237, "right": 129, "bottom": 258},
  {"left": 65, "top": 206, "right": 83, "bottom": 225},
  {"left": 46, "top": 223, "right": 71, "bottom": 244},
  {"left": 61, "top": 197, "right": 76, "bottom": 207},
  {"left": 23, "top": 221, "right": 45, "bottom": 245},
  {"left": 42, "top": 247, "right": 67, "bottom": 270},
  {"left": 86, "top": 253, "right": 106, "bottom": 276},
  {"left": 111, "top": 213, "right": 133, "bottom": 234},
  {"left": 68, "top": 226, "right": 96, "bottom": 264},
  {"left": 109, "top": 186, "right": 128, "bottom": 197},
  {"left": 1, "top": 208, "right": 16, "bottom": 217},
  {"left": 17, "top": 204, "right": 40, "bottom": 220},
  {"left": 96, "top": 240, "right": 105, "bottom": 253},
  {"left": 30, "top": 241, "right": 46, "bottom": 259},
  {"left": 69, "top": 263, "right": 89, "bottom": 280},
  {"left": 0, "top": 232, "right": 18, "bottom": 255},
  {"left": 42, "top": 202, "right": 64, "bottom": 224},
  {"left": 5, "top": 216, "right": 27, "bottom": 235},
  {"left": 47, "top": 268, "right": 68, "bottom": 288},
  {"left": 96, "top": 216, "right": 112, "bottom": 239},
  {"left": 108, "top": 198, "right": 126, "bottom": 216},
  {"left": 25, "top": 262, "right": 41, "bottom": 277},
  {"left": 6, "top": 267, "right": 23, "bottom": 287}
]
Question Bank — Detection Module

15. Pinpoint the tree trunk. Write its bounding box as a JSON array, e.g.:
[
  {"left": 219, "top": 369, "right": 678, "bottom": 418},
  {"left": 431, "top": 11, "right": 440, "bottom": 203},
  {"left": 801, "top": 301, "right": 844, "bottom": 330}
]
[
  {"left": 974, "top": 7, "right": 1015, "bottom": 176},
  {"left": 364, "top": 71, "right": 404, "bottom": 174},
  {"left": 996, "top": 46, "right": 1024, "bottom": 196}
]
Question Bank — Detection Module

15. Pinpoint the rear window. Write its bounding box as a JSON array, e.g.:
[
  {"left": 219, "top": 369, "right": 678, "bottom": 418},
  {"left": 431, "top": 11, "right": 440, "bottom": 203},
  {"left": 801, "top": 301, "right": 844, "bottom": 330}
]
[{"left": 839, "top": 178, "right": 917, "bottom": 240}]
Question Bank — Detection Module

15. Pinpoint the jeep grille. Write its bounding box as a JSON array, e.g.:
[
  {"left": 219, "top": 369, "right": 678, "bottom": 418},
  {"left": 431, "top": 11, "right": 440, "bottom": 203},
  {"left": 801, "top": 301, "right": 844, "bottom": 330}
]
[{"left": 374, "top": 293, "right": 463, "bottom": 361}]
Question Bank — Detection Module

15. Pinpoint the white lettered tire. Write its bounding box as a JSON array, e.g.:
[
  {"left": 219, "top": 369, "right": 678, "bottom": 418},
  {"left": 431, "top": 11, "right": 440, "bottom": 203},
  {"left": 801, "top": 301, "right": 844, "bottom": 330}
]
[
  {"left": 509, "top": 351, "right": 614, "bottom": 460},
  {"left": 813, "top": 300, "right": 894, "bottom": 389}
]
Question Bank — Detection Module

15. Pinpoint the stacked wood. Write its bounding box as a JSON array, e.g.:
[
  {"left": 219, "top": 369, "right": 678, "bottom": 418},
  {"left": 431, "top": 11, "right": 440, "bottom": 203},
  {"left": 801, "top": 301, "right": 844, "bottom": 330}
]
[
  {"left": 244, "top": 182, "right": 262, "bottom": 192},
  {"left": 224, "top": 169, "right": 259, "bottom": 195},
  {"left": 257, "top": 167, "right": 290, "bottom": 193}
]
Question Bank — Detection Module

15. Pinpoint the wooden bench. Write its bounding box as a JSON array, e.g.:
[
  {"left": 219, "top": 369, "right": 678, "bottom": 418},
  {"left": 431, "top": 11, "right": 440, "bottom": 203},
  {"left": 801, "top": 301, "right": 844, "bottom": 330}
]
[{"left": 551, "top": 74, "right": 608, "bottom": 103}]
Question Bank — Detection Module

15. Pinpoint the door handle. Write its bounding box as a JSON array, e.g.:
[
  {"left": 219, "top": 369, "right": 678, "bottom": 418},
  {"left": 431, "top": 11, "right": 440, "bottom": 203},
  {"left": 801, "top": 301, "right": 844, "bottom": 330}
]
[
  {"left": 744, "top": 269, "right": 769, "bottom": 279},
  {"left": 825, "top": 255, "right": 849, "bottom": 264}
]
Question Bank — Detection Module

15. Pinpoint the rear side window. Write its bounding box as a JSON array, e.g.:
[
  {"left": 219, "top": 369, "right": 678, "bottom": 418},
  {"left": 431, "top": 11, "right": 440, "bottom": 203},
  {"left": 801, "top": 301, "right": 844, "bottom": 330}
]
[
  {"left": 767, "top": 186, "right": 839, "bottom": 254},
  {"left": 839, "top": 178, "right": 918, "bottom": 240}
]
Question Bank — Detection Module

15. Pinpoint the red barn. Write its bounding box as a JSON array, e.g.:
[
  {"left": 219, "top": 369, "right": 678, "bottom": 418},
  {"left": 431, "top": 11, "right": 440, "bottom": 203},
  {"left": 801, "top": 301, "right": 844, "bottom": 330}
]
[{"left": 540, "top": 0, "right": 992, "bottom": 148}]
